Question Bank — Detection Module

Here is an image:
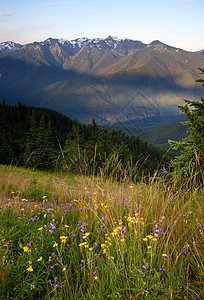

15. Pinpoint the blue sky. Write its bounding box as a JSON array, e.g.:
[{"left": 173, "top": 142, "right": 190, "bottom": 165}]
[{"left": 0, "top": 0, "right": 203, "bottom": 51}]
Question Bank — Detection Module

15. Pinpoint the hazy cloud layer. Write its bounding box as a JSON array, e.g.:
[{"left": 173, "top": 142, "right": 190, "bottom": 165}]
[
  {"left": 0, "top": 12, "right": 13, "bottom": 21},
  {"left": 40, "top": 1, "right": 67, "bottom": 6},
  {"left": 0, "top": 12, "right": 13, "bottom": 16}
]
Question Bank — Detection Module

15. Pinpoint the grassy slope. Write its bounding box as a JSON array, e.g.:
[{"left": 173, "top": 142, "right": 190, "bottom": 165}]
[{"left": 0, "top": 165, "right": 203, "bottom": 299}]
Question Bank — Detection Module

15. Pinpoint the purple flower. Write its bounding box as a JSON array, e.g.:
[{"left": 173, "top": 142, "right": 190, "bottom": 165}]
[
  {"left": 55, "top": 263, "right": 59, "bottom": 267},
  {"left": 39, "top": 237, "right": 42, "bottom": 241},
  {"left": 54, "top": 276, "right": 58, "bottom": 281},
  {"left": 50, "top": 223, "right": 56, "bottom": 230},
  {"left": 163, "top": 269, "right": 166, "bottom": 273},
  {"left": 159, "top": 268, "right": 162, "bottom": 272},
  {"left": 141, "top": 265, "right": 146, "bottom": 269},
  {"left": 102, "top": 215, "right": 105, "bottom": 221},
  {"left": 72, "top": 234, "right": 76, "bottom": 240},
  {"left": 81, "top": 260, "right": 84, "bottom": 263},
  {"left": 28, "top": 242, "right": 31, "bottom": 246}
]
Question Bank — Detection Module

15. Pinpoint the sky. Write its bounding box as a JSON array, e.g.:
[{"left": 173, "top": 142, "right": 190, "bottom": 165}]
[{"left": 0, "top": 0, "right": 203, "bottom": 51}]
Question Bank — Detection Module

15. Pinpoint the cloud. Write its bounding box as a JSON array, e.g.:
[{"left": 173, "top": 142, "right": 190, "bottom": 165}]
[
  {"left": 22, "top": 24, "right": 54, "bottom": 30},
  {"left": 40, "top": 1, "right": 67, "bottom": 6},
  {"left": 40, "top": 2, "right": 55, "bottom": 6},
  {"left": 0, "top": 12, "right": 13, "bottom": 17},
  {"left": 0, "top": 12, "right": 13, "bottom": 22},
  {"left": 182, "top": 0, "right": 197, "bottom": 2}
]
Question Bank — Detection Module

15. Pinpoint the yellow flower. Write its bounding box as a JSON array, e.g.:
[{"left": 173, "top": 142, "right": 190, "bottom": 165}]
[
  {"left": 30, "top": 284, "right": 35, "bottom": 290},
  {"left": 89, "top": 248, "right": 93, "bottom": 251},
  {"left": 27, "top": 266, "right": 33, "bottom": 272},
  {"left": 37, "top": 257, "right": 42, "bottom": 262},
  {"left": 143, "top": 238, "right": 148, "bottom": 242},
  {"left": 23, "top": 246, "right": 30, "bottom": 252},
  {"left": 82, "top": 232, "right": 90, "bottom": 239},
  {"left": 147, "top": 246, "right": 151, "bottom": 249},
  {"left": 38, "top": 227, "right": 43, "bottom": 231},
  {"left": 65, "top": 225, "right": 69, "bottom": 228},
  {"left": 120, "top": 238, "right": 125, "bottom": 242},
  {"left": 28, "top": 260, "right": 32, "bottom": 265},
  {"left": 53, "top": 242, "right": 58, "bottom": 247}
]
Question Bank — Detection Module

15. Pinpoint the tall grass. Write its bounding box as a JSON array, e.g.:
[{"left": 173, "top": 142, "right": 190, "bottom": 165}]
[{"left": 0, "top": 164, "right": 203, "bottom": 299}]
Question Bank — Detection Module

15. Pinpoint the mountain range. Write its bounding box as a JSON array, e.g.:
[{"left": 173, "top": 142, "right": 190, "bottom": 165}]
[{"left": 0, "top": 36, "right": 204, "bottom": 126}]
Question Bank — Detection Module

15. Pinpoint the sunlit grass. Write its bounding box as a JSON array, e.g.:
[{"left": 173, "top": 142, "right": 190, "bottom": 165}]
[{"left": 0, "top": 165, "right": 203, "bottom": 299}]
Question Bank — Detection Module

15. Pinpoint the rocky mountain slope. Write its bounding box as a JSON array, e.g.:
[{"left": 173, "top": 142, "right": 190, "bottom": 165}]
[{"left": 0, "top": 36, "right": 203, "bottom": 125}]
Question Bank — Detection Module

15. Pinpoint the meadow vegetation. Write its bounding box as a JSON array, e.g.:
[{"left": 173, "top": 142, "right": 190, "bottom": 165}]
[
  {"left": 0, "top": 69, "right": 203, "bottom": 299},
  {"left": 0, "top": 164, "right": 203, "bottom": 299}
]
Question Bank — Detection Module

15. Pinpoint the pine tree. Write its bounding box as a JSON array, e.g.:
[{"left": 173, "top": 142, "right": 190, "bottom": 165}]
[
  {"left": 64, "top": 124, "right": 86, "bottom": 174},
  {"left": 25, "top": 110, "right": 38, "bottom": 167},
  {"left": 169, "top": 68, "right": 204, "bottom": 186},
  {"left": 0, "top": 101, "right": 14, "bottom": 164},
  {"left": 34, "top": 116, "right": 55, "bottom": 170},
  {"left": 0, "top": 130, "right": 14, "bottom": 164}
]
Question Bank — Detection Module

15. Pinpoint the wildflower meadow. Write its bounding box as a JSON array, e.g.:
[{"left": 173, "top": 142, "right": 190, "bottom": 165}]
[{"left": 0, "top": 165, "right": 203, "bottom": 299}]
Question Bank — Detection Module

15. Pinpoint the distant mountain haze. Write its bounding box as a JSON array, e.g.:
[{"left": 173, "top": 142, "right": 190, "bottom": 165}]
[{"left": 0, "top": 36, "right": 203, "bottom": 125}]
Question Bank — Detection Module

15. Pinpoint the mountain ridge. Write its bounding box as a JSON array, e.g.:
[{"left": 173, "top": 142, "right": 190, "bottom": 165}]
[{"left": 0, "top": 36, "right": 204, "bottom": 125}]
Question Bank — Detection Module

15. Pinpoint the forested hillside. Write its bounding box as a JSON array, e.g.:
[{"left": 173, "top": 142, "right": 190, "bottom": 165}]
[{"left": 0, "top": 100, "right": 173, "bottom": 178}]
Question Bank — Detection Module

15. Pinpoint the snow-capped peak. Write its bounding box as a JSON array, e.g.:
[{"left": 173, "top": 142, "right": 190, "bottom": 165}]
[
  {"left": 58, "top": 38, "right": 67, "bottom": 45},
  {"left": 0, "top": 41, "right": 23, "bottom": 53}
]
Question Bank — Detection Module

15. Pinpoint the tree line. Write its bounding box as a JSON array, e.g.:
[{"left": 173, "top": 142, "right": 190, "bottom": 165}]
[{"left": 0, "top": 100, "right": 173, "bottom": 179}]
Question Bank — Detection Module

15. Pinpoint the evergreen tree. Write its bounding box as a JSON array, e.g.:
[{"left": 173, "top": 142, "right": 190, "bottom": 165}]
[
  {"left": 169, "top": 68, "right": 204, "bottom": 186},
  {"left": 34, "top": 116, "right": 56, "bottom": 170},
  {"left": 0, "top": 130, "right": 14, "bottom": 164},
  {"left": 25, "top": 110, "right": 38, "bottom": 167},
  {"left": 64, "top": 124, "right": 87, "bottom": 174}
]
